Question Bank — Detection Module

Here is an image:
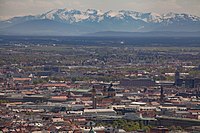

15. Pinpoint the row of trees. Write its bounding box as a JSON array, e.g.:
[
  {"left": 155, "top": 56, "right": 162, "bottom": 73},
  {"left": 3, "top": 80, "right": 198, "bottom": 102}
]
[
  {"left": 96, "top": 119, "right": 151, "bottom": 132},
  {"left": 96, "top": 119, "right": 184, "bottom": 132}
]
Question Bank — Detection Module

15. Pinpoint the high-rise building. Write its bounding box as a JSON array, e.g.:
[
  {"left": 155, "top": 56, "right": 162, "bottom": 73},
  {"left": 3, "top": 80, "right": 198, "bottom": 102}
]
[{"left": 174, "top": 70, "right": 180, "bottom": 86}]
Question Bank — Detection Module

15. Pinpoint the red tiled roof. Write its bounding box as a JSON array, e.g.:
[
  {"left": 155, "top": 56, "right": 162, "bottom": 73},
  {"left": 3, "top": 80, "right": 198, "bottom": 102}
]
[
  {"left": 80, "top": 97, "right": 91, "bottom": 101},
  {"left": 51, "top": 96, "right": 68, "bottom": 100},
  {"left": 22, "top": 91, "right": 36, "bottom": 95}
]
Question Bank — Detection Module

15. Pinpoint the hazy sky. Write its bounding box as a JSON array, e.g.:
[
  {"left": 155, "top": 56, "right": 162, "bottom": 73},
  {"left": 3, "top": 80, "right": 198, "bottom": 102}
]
[{"left": 0, "top": 0, "right": 200, "bottom": 20}]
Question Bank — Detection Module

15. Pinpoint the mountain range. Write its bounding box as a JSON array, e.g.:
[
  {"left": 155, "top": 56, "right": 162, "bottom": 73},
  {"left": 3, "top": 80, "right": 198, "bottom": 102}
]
[{"left": 0, "top": 9, "right": 200, "bottom": 36}]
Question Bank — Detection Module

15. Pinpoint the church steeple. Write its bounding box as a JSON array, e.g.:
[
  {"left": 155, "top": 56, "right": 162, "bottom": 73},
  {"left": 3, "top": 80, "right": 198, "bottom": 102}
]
[{"left": 92, "top": 86, "right": 97, "bottom": 109}]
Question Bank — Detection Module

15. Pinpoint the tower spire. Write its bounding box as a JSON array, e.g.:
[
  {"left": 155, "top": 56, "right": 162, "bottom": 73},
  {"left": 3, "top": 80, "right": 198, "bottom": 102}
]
[{"left": 92, "top": 86, "right": 97, "bottom": 109}]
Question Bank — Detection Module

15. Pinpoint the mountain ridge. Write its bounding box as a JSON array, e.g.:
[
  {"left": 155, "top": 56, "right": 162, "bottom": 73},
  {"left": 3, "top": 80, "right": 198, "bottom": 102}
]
[{"left": 0, "top": 8, "right": 200, "bottom": 36}]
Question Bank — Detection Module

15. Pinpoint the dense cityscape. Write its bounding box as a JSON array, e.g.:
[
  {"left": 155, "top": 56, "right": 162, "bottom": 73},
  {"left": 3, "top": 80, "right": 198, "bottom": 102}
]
[
  {"left": 1, "top": 0, "right": 200, "bottom": 132},
  {"left": 0, "top": 42, "right": 200, "bottom": 132}
]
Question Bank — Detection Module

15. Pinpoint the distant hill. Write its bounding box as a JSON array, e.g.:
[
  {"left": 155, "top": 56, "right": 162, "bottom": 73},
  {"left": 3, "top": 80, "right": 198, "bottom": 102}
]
[
  {"left": 0, "top": 9, "right": 200, "bottom": 36},
  {"left": 84, "top": 31, "right": 200, "bottom": 37}
]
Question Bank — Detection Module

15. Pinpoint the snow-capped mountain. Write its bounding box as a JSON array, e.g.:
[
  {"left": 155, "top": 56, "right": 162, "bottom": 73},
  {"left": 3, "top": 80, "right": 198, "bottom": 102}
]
[
  {"left": 0, "top": 9, "right": 200, "bottom": 35},
  {"left": 39, "top": 9, "right": 102, "bottom": 23}
]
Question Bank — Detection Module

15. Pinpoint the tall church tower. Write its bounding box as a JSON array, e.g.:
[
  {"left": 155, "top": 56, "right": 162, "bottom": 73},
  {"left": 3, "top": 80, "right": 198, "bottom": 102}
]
[{"left": 160, "top": 86, "right": 165, "bottom": 103}]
